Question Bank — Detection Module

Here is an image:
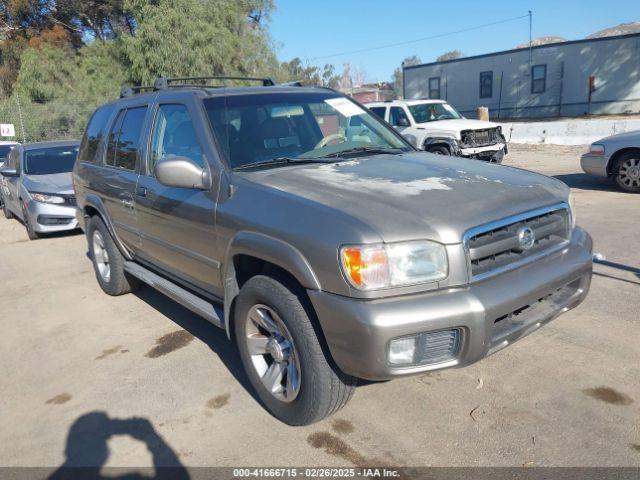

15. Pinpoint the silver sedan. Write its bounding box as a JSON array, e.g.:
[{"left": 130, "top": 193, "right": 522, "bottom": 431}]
[
  {"left": 581, "top": 130, "right": 640, "bottom": 193},
  {"left": 0, "top": 140, "right": 80, "bottom": 239}
]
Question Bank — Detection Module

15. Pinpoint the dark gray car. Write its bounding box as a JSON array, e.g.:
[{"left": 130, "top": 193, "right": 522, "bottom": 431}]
[{"left": 73, "top": 77, "right": 593, "bottom": 425}]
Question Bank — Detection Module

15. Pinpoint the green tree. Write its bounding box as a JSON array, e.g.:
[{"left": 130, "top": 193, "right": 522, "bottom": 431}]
[
  {"left": 392, "top": 55, "right": 421, "bottom": 98},
  {"left": 121, "top": 0, "right": 277, "bottom": 85},
  {"left": 436, "top": 49, "right": 463, "bottom": 61}
]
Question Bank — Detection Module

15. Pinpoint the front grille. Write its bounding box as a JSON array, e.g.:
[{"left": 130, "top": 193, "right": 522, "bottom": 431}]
[
  {"left": 460, "top": 127, "right": 502, "bottom": 147},
  {"left": 415, "top": 329, "right": 461, "bottom": 365},
  {"left": 37, "top": 215, "right": 74, "bottom": 226},
  {"left": 465, "top": 205, "right": 571, "bottom": 281}
]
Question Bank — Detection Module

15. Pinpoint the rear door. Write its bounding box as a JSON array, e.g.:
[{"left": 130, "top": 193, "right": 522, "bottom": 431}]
[
  {"left": 97, "top": 104, "right": 150, "bottom": 252},
  {"left": 135, "top": 94, "right": 222, "bottom": 294}
]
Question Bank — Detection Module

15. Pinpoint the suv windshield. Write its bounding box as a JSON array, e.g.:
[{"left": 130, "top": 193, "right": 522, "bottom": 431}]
[
  {"left": 408, "top": 103, "right": 462, "bottom": 123},
  {"left": 204, "top": 92, "right": 411, "bottom": 169},
  {"left": 24, "top": 146, "right": 78, "bottom": 175}
]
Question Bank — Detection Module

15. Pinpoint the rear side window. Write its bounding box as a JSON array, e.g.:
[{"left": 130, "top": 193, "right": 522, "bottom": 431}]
[
  {"left": 105, "top": 110, "right": 125, "bottom": 167},
  {"left": 114, "top": 107, "right": 148, "bottom": 171},
  {"left": 78, "top": 104, "right": 115, "bottom": 163}
]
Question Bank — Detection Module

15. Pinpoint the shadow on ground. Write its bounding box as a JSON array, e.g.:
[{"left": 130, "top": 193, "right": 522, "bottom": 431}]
[
  {"left": 48, "top": 411, "right": 189, "bottom": 479},
  {"left": 133, "top": 285, "right": 259, "bottom": 404},
  {"left": 553, "top": 173, "right": 629, "bottom": 193}
]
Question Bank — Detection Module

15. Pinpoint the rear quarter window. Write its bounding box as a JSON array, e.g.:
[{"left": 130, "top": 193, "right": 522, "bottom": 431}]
[{"left": 78, "top": 104, "right": 115, "bottom": 163}]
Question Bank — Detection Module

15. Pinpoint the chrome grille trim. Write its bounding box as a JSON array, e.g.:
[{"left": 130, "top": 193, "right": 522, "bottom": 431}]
[{"left": 463, "top": 203, "right": 571, "bottom": 282}]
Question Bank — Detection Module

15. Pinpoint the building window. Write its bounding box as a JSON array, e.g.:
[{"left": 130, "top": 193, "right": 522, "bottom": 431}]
[
  {"left": 531, "top": 64, "right": 546, "bottom": 94},
  {"left": 479, "top": 71, "right": 493, "bottom": 98},
  {"left": 428, "top": 77, "right": 440, "bottom": 99}
]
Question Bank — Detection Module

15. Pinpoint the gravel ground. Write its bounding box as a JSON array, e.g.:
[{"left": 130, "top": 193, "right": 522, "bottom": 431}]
[{"left": 0, "top": 144, "right": 638, "bottom": 472}]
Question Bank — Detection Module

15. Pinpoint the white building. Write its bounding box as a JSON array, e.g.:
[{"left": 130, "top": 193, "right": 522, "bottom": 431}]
[{"left": 403, "top": 33, "right": 640, "bottom": 119}]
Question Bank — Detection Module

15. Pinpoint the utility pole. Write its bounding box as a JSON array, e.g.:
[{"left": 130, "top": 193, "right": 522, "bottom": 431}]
[{"left": 528, "top": 10, "right": 533, "bottom": 67}]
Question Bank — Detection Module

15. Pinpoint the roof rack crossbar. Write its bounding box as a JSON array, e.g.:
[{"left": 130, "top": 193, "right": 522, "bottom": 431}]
[
  {"left": 120, "top": 85, "right": 155, "bottom": 98},
  {"left": 153, "top": 76, "right": 275, "bottom": 90}
]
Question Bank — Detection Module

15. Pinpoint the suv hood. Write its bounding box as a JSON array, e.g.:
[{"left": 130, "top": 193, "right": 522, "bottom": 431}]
[
  {"left": 240, "top": 152, "right": 568, "bottom": 244},
  {"left": 22, "top": 172, "right": 74, "bottom": 194}
]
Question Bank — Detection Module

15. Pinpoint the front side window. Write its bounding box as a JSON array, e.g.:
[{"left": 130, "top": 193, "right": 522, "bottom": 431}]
[
  {"left": 429, "top": 77, "right": 440, "bottom": 99},
  {"left": 480, "top": 71, "right": 493, "bottom": 98},
  {"left": 23, "top": 146, "right": 79, "bottom": 175},
  {"left": 369, "top": 107, "right": 386, "bottom": 120},
  {"left": 408, "top": 103, "right": 462, "bottom": 123},
  {"left": 531, "top": 64, "right": 546, "bottom": 94},
  {"left": 114, "top": 106, "right": 148, "bottom": 171},
  {"left": 204, "top": 92, "right": 411, "bottom": 169},
  {"left": 389, "top": 107, "right": 410, "bottom": 127},
  {"left": 149, "top": 104, "right": 205, "bottom": 174}
]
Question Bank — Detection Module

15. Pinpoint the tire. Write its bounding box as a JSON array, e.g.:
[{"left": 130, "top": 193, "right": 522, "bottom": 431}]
[
  {"left": 427, "top": 145, "right": 450, "bottom": 156},
  {"left": 21, "top": 201, "right": 39, "bottom": 240},
  {"left": 612, "top": 152, "right": 640, "bottom": 193},
  {"left": 87, "top": 216, "right": 140, "bottom": 296},
  {"left": 234, "top": 275, "right": 356, "bottom": 425},
  {"left": 2, "top": 196, "right": 13, "bottom": 219}
]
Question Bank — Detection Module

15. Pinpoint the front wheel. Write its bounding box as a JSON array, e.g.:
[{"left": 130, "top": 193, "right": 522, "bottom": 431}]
[
  {"left": 613, "top": 153, "right": 640, "bottom": 193},
  {"left": 235, "top": 275, "right": 356, "bottom": 425},
  {"left": 21, "top": 202, "right": 39, "bottom": 240},
  {"left": 427, "top": 145, "right": 450, "bottom": 156}
]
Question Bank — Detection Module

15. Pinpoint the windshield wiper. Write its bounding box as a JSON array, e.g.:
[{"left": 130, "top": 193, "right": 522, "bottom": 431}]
[
  {"left": 233, "top": 157, "right": 336, "bottom": 171},
  {"left": 321, "top": 147, "right": 406, "bottom": 159}
]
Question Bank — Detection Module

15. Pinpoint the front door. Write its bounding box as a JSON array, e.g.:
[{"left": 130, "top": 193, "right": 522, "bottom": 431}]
[
  {"left": 135, "top": 100, "right": 221, "bottom": 295},
  {"left": 4, "top": 148, "right": 22, "bottom": 216}
]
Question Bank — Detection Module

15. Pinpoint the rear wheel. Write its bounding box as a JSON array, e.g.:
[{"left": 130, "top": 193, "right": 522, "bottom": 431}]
[
  {"left": 235, "top": 275, "right": 356, "bottom": 425},
  {"left": 21, "top": 202, "right": 39, "bottom": 240},
  {"left": 87, "top": 216, "right": 139, "bottom": 296},
  {"left": 427, "top": 145, "right": 450, "bottom": 156},
  {"left": 613, "top": 153, "right": 640, "bottom": 193}
]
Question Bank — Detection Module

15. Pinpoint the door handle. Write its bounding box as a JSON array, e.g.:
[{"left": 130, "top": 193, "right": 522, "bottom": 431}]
[{"left": 136, "top": 187, "right": 147, "bottom": 197}]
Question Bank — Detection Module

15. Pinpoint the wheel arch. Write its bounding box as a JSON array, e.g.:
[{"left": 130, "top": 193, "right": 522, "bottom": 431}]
[
  {"left": 422, "top": 136, "right": 459, "bottom": 154},
  {"left": 82, "top": 194, "right": 133, "bottom": 260},
  {"left": 607, "top": 147, "right": 640, "bottom": 176},
  {"left": 222, "top": 231, "right": 321, "bottom": 338}
]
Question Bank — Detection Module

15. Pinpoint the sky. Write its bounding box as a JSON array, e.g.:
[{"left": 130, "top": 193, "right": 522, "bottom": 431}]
[{"left": 269, "top": 0, "right": 639, "bottom": 82}]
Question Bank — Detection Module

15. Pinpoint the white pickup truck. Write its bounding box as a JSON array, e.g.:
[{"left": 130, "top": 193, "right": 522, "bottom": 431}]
[{"left": 365, "top": 99, "right": 507, "bottom": 163}]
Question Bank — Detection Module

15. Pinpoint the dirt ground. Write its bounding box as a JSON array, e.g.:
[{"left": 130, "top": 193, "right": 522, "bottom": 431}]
[{"left": 1, "top": 144, "right": 638, "bottom": 471}]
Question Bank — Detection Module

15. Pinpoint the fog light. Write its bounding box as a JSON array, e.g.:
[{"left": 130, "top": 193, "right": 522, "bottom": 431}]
[{"left": 388, "top": 337, "right": 417, "bottom": 365}]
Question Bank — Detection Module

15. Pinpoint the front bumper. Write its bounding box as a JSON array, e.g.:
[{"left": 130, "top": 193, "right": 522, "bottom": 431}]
[
  {"left": 26, "top": 200, "right": 79, "bottom": 233},
  {"left": 580, "top": 153, "right": 609, "bottom": 177},
  {"left": 309, "top": 227, "right": 592, "bottom": 380}
]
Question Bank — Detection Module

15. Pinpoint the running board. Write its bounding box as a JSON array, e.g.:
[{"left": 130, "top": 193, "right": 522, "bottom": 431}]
[{"left": 124, "top": 261, "right": 224, "bottom": 329}]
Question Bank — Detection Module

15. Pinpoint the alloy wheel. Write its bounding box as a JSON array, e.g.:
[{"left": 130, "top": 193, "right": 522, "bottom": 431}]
[
  {"left": 92, "top": 230, "right": 111, "bottom": 282},
  {"left": 618, "top": 157, "right": 640, "bottom": 189},
  {"left": 244, "top": 304, "right": 301, "bottom": 403}
]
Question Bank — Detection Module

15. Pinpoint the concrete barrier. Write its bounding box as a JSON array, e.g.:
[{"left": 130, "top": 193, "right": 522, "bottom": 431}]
[{"left": 500, "top": 117, "right": 640, "bottom": 145}]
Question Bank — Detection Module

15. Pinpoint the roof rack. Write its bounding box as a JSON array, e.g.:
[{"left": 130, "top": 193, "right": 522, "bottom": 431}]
[
  {"left": 153, "top": 76, "right": 275, "bottom": 90},
  {"left": 120, "top": 85, "right": 155, "bottom": 98}
]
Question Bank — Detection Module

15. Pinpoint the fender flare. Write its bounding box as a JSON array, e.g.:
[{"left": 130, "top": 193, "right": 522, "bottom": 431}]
[
  {"left": 422, "top": 136, "right": 460, "bottom": 155},
  {"left": 82, "top": 194, "right": 133, "bottom": 260},
  {"left": 222, "top": 231, "right": 321, "bottom": 336}
]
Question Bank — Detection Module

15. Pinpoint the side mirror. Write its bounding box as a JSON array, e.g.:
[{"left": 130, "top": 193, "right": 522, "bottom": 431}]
[
  {"left": 0, "top": 168, "right": 18, "bottom": 177},
  {"left": 396, "top": 118, "right": 410, "bottom": 127},
  {"left": 155, "top": 156, "right": 211, "bottom": 190}
]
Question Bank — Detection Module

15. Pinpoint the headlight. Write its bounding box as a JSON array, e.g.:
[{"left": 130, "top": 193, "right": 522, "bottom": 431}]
[
  {"left": 568, "top": 192, "right": 576, "bottom": 230},
  {"left": 589, "top": 144, "right": 605, "bottom": 155},
  {"left": 340, "top": 241, "right": 448, "bottom": 290},
  {"left": 30, "top": 192, "right": 65, "bottom": 204}
]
